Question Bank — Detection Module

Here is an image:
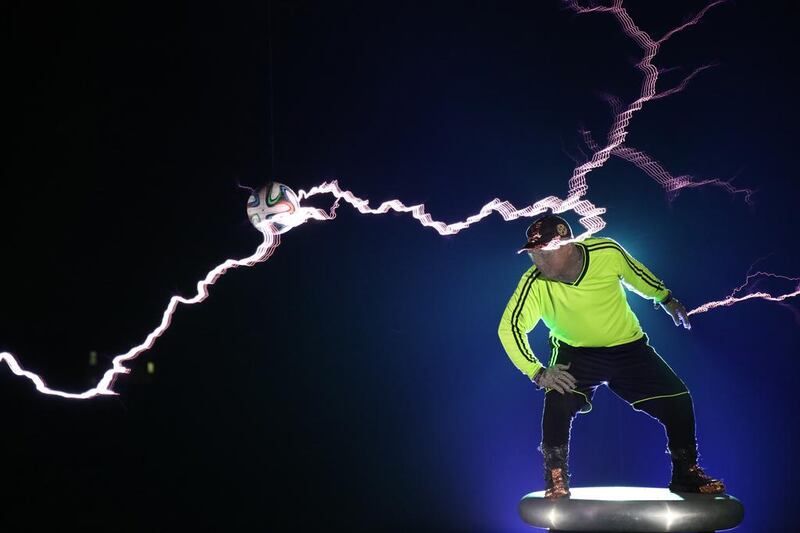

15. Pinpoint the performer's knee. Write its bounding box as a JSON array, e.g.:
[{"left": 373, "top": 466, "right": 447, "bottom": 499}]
[{"left": 545, "top": 390, "right": 581, "bottom": 418}]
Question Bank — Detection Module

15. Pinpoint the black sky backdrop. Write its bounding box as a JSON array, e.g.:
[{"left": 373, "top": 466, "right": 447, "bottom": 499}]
[{"left": 2, "top": 1, "right": 799, "bottom": 531}]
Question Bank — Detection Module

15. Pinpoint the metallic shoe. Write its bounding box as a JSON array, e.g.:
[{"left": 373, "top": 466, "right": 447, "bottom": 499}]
[
  {"left": 668, "top": 446, "right": 726, "bottom": 494},
  {"left": 545, "top": 467, "right": 571, "bottom": 499},
  {"left": 540, "top": 443, "right": 571, "bottom": 499}
]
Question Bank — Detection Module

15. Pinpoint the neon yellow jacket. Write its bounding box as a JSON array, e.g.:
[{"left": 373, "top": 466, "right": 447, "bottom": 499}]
[{"left": 497, "top": 237, "right": 671, "bottom": 379}]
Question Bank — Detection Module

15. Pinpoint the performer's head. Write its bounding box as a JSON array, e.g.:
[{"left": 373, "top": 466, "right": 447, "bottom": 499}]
[{"left": 517, "top": 212, "right": 574, "bottom": 269}]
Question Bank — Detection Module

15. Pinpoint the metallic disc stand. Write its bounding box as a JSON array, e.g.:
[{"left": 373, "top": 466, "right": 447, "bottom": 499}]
[{"left": 519, "top": 486, "right": 744, "bottom": 532}]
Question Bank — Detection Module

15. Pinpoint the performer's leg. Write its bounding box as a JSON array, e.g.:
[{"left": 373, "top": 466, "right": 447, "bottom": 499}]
[
  {"left": 538, "top": 338, "right": 601, "bottom": 499},
  {"left": 539, "top": 391, "right": 585, "bottom": 499},
  {"left": 608, "top": 335, "right": 725, "bottom": 494},
  {"left": 541, "top": 337, "right": 597, "bottom": 447},
  {"left": 541, "top": 389, "right": 583, "bottom": 447},
  {"left": 606, "top": 334, "right": 694, "bottom": 449},
  {"left": 634, "top": 394, "right": 726, "bottom": 494}
]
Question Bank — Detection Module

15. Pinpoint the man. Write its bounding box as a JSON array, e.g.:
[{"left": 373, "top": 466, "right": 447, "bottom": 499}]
[{"left": 497, "top": 213, "right": 725, "bottom": 499}]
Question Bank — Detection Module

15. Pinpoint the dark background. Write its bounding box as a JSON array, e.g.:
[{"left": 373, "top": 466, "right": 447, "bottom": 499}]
[{"left": 2, "top": 1, "right": 798, "bottom": 531}]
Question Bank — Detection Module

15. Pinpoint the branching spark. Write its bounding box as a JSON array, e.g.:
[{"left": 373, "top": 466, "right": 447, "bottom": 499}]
[
  {"left": 569, "top": 0, "right": 754, "bottom": 205},
  {"left": 580, "top": 129, "right": 754, "bottom": 204},
  {"left": 688, "top": 288, "right": 800, "bottom": 316},
  {"left": 730, "top": 272, "right": 800, "bottom": 297},
  {"left": 688, "top": 272, "right": 800, "bottom": 316},
  {"left": 561, "top": 0, "right": 728, "bottom": 200}
]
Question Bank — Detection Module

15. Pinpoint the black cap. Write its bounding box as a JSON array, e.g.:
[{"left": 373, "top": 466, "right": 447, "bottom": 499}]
[{"left": 517, "top": 213, "right": 573, "bottom": 254}]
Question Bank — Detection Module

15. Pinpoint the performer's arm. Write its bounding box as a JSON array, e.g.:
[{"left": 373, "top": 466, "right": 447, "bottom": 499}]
[
  {"left": 612, "top": 239, "right": 691, "bottom": 329},
  {"left": 611, "top": 239, "right": 671, "bottom": 303},
  {"left": 498, "top": 268, "right": 544, "bottom": 380}
]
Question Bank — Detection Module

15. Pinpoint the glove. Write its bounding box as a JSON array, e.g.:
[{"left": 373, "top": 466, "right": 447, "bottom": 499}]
[
  {"left": 533, "top": 363, "right": 577, "bottom": 394},
  {"left": 658, "top": 292, "right": 691, "bottom": 330}
]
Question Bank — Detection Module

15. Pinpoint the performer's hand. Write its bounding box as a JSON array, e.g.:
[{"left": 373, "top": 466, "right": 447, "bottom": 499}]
[
  {"left": 661, "top": 297, "right": 691, "bottom": 330},
  {"left": 534, "top": 363, "right": 577, "bottom": 394}
]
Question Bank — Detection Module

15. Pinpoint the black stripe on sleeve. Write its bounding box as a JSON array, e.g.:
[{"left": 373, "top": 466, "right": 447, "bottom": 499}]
[
  {"left": 586, "top": 243, "right": 665, "bottom": 291},
  {"left": 510, "top": 270, "right": 540, "bottom": 363},
  {"left": 586, "top": 242, "right": 664, "bottom": 287},
  {"left": 586, "top": 241, "right": 661, "bottom": 285}
]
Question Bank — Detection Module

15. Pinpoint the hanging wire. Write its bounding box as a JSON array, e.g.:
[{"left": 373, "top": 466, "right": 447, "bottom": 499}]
[{"left": 267, "top": 0, "right": 276, "bottom": 180}]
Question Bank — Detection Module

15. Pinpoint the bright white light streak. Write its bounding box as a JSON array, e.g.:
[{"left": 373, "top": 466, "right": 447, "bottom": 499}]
[
  {"left": 548, "top": 506, "right": 559, "bottom": 528},
  {"left": 0, "top": 185, "right": 605, "bottom": 400},
  {"left": 0, "top": 224, "right": 281, "bottom": 399}
]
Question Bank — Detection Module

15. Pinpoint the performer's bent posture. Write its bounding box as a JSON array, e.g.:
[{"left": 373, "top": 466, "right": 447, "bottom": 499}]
[{"left": 498, "top": 213, "right": 725, "bottom": 500}]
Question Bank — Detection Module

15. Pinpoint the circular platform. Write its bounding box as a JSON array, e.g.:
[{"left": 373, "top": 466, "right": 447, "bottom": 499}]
[{"left": 519, "top": 486, "right": 744, "bottom": 532}]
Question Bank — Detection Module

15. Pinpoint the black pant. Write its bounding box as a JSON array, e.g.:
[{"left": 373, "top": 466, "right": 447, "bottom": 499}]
[{"left": 541, "top": 334, "right": 696, "bottom": 450}]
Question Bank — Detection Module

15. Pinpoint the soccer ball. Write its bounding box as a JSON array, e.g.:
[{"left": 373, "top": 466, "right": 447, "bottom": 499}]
[{"left": 246, "top": 182, "right": 300, "bottom": 233}]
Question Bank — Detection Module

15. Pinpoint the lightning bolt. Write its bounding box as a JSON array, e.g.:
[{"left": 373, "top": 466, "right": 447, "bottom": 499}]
[
  {"left": 1, "top": 229, "right": 282, "bottom": 399},
  {"left": 562, "top": 0, "right": 754, "bottom": 203},
  {"left": 688, "top": 272, "right": 800, "bottom": 316},
  {"left": 580, "top": 127, "right": 754, "bottom": 204},
  {"left": 0, "top": 1, "right": 792, "bottom": 399},
  {"left": 0, "top": 188, "right": 599, "bottom": 399}
]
